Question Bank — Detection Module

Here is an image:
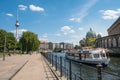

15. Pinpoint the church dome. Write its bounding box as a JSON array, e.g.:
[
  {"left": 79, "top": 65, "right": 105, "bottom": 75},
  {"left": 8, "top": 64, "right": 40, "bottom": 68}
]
[
  {"left": 97, "top": 34, "right": 101, "bottom": 38},
  {"left": 86, "top": 28, "right": 96, "bottom": 38}
]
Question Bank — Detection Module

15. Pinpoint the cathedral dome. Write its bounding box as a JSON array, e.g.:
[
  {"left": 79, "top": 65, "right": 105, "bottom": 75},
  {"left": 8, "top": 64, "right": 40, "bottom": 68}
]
[
  {"left": 86, "top": 28, "right": 96, "bottom": 38},
  {"left": 97, "top": 34, "right": 102, "bottom": 38}
]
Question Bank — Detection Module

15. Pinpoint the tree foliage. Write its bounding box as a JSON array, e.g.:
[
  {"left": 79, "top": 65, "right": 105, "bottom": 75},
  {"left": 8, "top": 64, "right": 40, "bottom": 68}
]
[
  {"left": 19, "top": 31, "right": 39, "bottom": 53},
  {"left": 7, "top": 32, "right": 17, "bottom": 51},
  {"left": 86, "top": 38, "right": 96, "bottom": 47},
  {"left": 0, "top": 29, "right": 17, "bottom": 51},
  {"left": 74, "top": 45, "right": 81, "bottom": 49},
  {"left": 0, "top": 29, "right": 7, "bottom": 51},
  {"left": 53, "top": 48, "right": 62, "bottom": 52}
]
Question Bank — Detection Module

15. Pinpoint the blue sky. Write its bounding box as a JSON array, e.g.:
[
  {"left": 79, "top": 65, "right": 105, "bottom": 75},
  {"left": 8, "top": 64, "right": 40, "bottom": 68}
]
[{"left": 0, "top": 0, "right": 120, "bottom": 45}]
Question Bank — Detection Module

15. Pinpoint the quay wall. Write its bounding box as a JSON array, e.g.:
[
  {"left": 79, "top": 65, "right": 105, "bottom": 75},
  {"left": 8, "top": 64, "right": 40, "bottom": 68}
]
[{"left": 107, "top": 48, "right": 120, "bottom": 57}]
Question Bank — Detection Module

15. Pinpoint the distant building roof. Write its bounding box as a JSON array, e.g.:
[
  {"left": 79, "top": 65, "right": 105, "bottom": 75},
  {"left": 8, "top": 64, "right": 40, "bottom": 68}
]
[{"left": 107, "top": 17, "right": 120, "bottom": 35}]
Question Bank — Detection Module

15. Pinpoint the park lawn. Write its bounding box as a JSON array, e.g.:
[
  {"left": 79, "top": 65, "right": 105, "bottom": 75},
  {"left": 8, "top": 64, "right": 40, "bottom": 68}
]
[
  {"left": 0, "top": 52, "right": 3, "bottom": 57},
  {"left": 0, "top": 52, "right": 11, "bottom": 57}
]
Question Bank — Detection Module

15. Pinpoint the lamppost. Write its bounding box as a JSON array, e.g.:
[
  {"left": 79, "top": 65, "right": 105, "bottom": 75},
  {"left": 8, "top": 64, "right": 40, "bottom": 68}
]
[{"left": 3, "top": 36, "right": 6, "bottom": 61}]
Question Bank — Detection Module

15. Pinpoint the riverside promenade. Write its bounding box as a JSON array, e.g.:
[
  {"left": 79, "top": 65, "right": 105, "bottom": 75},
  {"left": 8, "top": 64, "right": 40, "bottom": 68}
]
[{"left": 0, "top": 53, "right": 63, "bottom": 80}]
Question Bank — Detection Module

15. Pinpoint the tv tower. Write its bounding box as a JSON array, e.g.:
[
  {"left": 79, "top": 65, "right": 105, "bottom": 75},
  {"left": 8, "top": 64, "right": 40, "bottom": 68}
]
[{"left": 15, "top": 9, "right": 20, "bottom": 41}]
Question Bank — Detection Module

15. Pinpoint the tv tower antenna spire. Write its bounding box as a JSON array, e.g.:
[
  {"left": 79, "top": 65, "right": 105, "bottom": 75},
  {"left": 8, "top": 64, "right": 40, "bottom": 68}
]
[{"left": 15, "top": 8, "right": 20, "bottom": 41}]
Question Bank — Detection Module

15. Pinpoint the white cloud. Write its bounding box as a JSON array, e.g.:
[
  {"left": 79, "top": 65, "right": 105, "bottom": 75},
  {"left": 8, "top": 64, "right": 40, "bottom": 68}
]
[
  {"left": 40, "top": 35, "right": 48, "bottom": 41},
  {"left": 63, "top": 32, "right": 67, "bottom": 35},
  {"left": 69, "top": 18, "right": 81, "bottom": 22},
  {"left": 55, "top": 33, "right": 61, "bottom": 37},
  {"left": 18, "top": 5, "right": 27, "bottom": 11},
  {"left": 29, "top": 4, "right": 44, "bottom": 12},
  {"left": 11, "top": 29, "right": 28, "bottom": 35},
  {"left": 61, "top": 26, "right": 75, "bottom": 35},
  {"left": 61, "top": 26, "right": 71, "bottom": 31},
  {"left": 100, "top": 9, "right": 120, "bottom": 20},
  {"left": 69, "top": 30, "right": 75, "bottom": 33},
  {"left": 19, "top": 29, "right": 28, "bottom": 34},
  {"left": 71, "top": 35, "right": 79, "bottom": 39},
  {"left": 69, "top": 0, "right": 98, "bottom": 22},
  {"left": 6, "top": 13, "right": 13, "bottom": 17},
  {"left": 78, "top": 27, "right": 84, "bottom": 31},
  {"left": 42, "top": 35, "right": 48, "bottom": 38}
]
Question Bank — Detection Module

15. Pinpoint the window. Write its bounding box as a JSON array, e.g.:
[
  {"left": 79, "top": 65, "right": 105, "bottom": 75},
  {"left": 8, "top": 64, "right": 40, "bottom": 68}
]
[{"left": 93, "top": 54, "right": 99, "bottom": 58}]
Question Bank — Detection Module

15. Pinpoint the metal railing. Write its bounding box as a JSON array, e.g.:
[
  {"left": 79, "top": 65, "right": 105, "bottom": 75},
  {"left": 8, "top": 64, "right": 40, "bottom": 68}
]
[{"left": 42, "top": 52, "right": 120, "bottom": 80}]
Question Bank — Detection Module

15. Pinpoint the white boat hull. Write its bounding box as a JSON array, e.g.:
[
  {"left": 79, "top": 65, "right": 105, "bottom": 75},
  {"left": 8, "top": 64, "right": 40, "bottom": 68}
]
[{"left": 66, "top": 56, "right": 110, "bottom": 67}]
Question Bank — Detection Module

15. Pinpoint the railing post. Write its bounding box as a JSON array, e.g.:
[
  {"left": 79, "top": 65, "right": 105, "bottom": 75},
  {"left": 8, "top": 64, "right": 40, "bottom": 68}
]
[
  {"left": 64, "top": 58, "right": 66, "bottom": 77},
  {"left": 79, "top": 63, "right": 82, "bottom": 79},
  {"left": 97, "top": 63, "right": 102, "bottom": 80},
  {"left": 52, "top": 54, "right": 53, "bottom": 67},
  {"left": 69, "top": 59, "right": 72, "bottom": 80},
  {"left": 60, "top": 56, "right": 63, "bottom": 77},
  {"left": 48, "top": 54, "right": 50, "bottom": 62},
  {"left": 48, "top": 54, "right": 49, "bottom": 62},
  {"left": 55, "top": 55, "right": 57, "bottom": 71},
  {"left": 49, "top": 53, "right": 51, "bottom": 64}
]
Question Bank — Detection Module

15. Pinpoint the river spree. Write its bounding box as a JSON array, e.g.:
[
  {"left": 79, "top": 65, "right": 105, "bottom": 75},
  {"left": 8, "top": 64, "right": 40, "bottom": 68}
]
[
  {"left": 71, "top": 57, "right": 120, "bottom": 80},
  {"left": 52, "top": 53, "right": 120, "bottom": 80}
]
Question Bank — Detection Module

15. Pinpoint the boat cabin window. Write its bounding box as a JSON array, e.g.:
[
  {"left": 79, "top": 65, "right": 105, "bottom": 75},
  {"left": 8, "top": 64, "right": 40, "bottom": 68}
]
[
  {"left": 101, "top": 53, "right": 105, "bottom": 57},
  {"left": 86, "top": 54, "right": 92, "bottom": 58},
  {"left": 93, "top": 54, "right": 99, "bottom": 58}
]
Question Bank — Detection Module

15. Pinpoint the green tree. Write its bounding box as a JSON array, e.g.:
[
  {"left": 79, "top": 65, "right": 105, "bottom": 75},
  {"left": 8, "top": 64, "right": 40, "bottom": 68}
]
[
  {"left": 53, "top": 48, "right": 62, "bottom": 52},
  {"left": 74, "top": 45, "right": 81, "bottom": 49},
  {"left": 19, "top": 31, "right": 39, "bottom": 54},
  {"left": 6, "top": 32, "right": 17, "bottom": 51},
  {"left": 86, "top": 38, "right": 96, "bottom": 47},
  {"left": 0, "top": 29, "right": 17, "bottom": 52},
  {"left": 0, "top": 29, "right": 7, "bottom": 51}
]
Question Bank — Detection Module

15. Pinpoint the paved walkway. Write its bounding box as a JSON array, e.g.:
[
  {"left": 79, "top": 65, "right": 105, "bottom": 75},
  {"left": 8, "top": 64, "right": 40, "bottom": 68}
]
[
  {"left": 0, "top": 54, "right": 30, "bottom": 80},
  {"left": 12, "top": 53, "right": 48, "bottom": 80},
  {"left": 0, "top": 53, "right": 66, "bottom": 80}
]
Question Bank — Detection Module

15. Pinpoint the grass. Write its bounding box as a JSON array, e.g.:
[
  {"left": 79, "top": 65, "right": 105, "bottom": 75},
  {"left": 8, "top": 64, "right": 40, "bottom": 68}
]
[
  {"left": 0, "top": 52, "right": 20, "bottom": 58},
  {"left": 0, "top": 52, "right": 3, "bottom": 57}
]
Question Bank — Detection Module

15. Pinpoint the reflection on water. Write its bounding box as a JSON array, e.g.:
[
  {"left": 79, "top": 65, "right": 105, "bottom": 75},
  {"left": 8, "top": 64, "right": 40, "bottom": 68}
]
[{"left": 107, "top": 57, "right": 120, "bottom": 75}]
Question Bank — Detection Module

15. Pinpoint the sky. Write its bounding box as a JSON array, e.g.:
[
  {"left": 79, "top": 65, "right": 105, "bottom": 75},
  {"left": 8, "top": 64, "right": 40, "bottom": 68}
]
[{"left": 0, "top": 0, "right": 120, "bottom": 45}]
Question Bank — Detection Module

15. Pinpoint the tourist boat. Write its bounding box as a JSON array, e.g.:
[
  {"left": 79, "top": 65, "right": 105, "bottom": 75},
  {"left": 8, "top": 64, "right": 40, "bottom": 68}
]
[{"left": 65, "top": 49, "right": 110, "bottom": 67}]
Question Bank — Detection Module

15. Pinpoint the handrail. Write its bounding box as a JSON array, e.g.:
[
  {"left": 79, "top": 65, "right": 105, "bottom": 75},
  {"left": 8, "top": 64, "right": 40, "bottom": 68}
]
[
  {"left": 42, "top": 54, "right": 62, "bottom": 80},
  {"left": 42, "top": 52, "right": 120, "bottom": 80}
]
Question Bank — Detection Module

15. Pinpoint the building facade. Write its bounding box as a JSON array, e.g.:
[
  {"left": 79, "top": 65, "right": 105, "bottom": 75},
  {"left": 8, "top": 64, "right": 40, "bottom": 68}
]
[
  {"left": 96, "top": 17, "right": 120, "bottom": 54},
  {"left": 59, "top": 42, "right": 73, "bottom": 50},
  {"left": 39, "top": 41, "right": 49, "bottom": 50},
  {"left": 107, "top": 17, "right": 120, "bottom": 36},
  {"left": 39, "top": 41, "right": 74, "bottom": 51}
]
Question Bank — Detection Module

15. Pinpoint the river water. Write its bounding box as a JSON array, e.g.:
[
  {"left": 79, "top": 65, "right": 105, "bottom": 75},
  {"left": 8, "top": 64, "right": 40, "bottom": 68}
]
[{"left": 51, "top": 52, "right": 120, "bottom": 80}]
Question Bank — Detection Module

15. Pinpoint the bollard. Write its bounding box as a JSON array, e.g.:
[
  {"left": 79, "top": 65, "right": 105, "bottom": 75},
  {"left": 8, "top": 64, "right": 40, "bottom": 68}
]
[
  {"left": 97, "top": 63, "right": 102, "bottom": 80},
  {"left": 69, "top": 59, "right": 72, "bottom": 80},
  {"left": 79, "top": 63, "right": 82, "bottom": 78},
  {"left": 60, "top": 56, "right": 63, "bottom": 77}
]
